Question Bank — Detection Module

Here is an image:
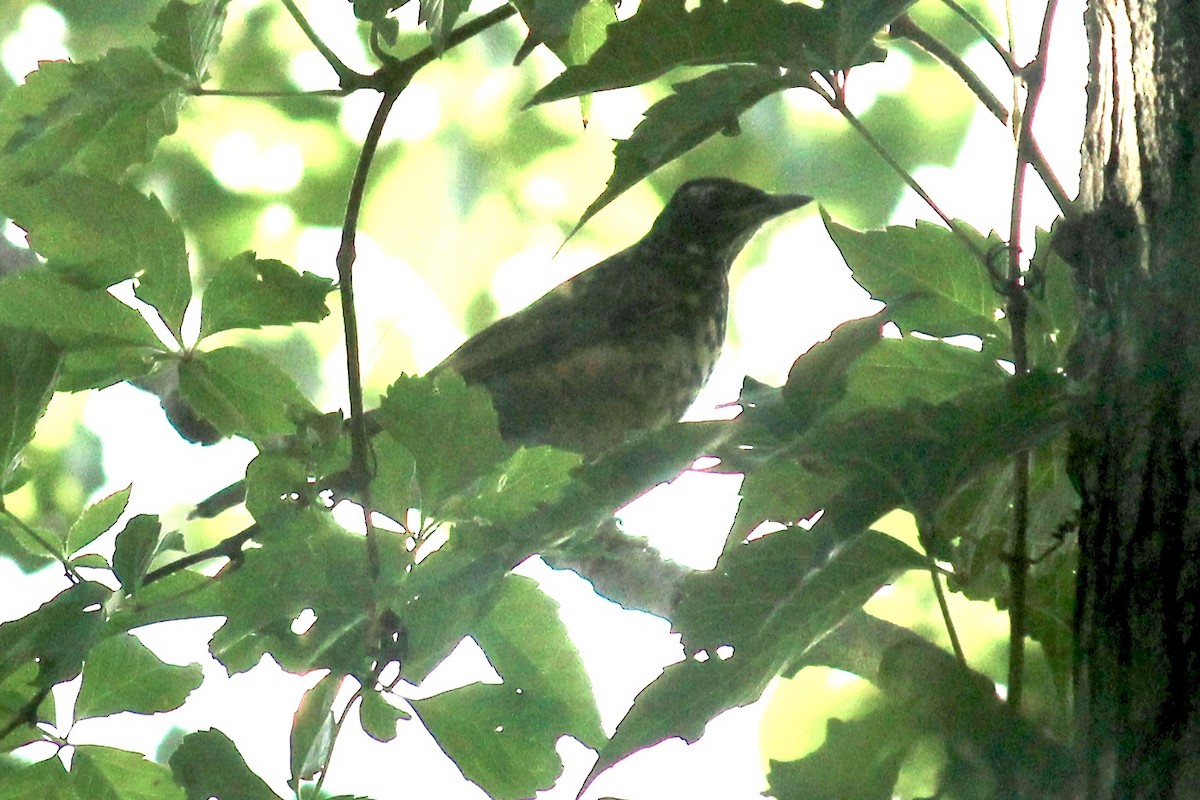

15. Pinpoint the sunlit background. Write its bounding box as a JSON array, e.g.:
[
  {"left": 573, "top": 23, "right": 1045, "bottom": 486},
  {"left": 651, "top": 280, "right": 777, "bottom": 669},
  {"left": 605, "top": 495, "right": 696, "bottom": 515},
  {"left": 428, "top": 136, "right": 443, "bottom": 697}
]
[{"left": 1, "top": 0, "right": 1084, "bottom": 797}]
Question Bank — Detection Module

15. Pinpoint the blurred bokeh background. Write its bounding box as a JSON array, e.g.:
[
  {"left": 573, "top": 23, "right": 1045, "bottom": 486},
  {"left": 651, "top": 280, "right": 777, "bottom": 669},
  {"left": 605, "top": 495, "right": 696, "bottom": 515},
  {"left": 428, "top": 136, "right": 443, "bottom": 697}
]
[{"left": 0, "top": 0, "right": 1084, "bottom": 796}]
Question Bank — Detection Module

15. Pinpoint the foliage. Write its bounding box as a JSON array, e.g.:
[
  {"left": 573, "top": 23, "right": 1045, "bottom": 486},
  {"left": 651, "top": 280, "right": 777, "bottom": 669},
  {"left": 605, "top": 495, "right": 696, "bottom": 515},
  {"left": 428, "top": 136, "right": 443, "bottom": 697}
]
[{"left": 0, "top": 0, "right": 1077, "bottom": 799}]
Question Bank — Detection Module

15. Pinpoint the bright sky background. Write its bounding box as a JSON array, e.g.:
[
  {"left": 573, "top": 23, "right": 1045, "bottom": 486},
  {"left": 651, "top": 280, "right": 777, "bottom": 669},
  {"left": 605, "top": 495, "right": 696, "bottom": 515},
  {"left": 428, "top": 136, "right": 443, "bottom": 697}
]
[{"left": 0, "top": 1, "right": 1086, "bottom": 798}]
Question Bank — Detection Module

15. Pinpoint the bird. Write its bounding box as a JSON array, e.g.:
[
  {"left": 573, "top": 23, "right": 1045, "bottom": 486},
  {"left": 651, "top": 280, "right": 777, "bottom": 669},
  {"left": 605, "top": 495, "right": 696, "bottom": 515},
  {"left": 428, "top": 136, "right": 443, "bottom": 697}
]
[
  {"left": 191, "top": 178, "right": 810, "bottom": 517},
  {"left": 419, "top": 177, "right": 812, "bottom": 455}
]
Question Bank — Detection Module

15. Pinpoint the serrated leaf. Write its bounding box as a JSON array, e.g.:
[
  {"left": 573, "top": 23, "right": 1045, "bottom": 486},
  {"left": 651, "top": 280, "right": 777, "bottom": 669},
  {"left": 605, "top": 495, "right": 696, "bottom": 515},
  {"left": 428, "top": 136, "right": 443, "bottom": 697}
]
[
  {"left": 766, "top": 712, "right": 912, "bottom": 800},
  {"left": 290, "top": 672, "right": 343, "bottom": 786},
  {"left": 418, "top": 0, "right": 471, "bottom": 51},
  {"left": 0, "top": 581, "right": 111, "bottom": 687},
  {"left": 824, "top": 214, "right": 1007, "bottom": 347},
  {"left": 572, "top": 65, "right": 788, "bottom": 231},
  {"left": 359, "top": 691, "right": 409, "bottom": 743},
  {"left": 0, "top": 49, "right": 183, "bottom": 185},
  {"left": 836, "top": 336, "right": 1008, "bottom": 414},
  {"left": 72, "top": 746, "right": 185, "bottom": 800},
  {"left": 780, "top": 310, "right": 884, "bottom": 422},
  {"left": 0, "top": 756, "right": 78, "bottom": 799},
  {"left": 169, "top": 729, "right": 281, "bottom": 800},
  {"left": 583, "top": 527, "right": 921, "bottom": 790},
  {"left": 0, "top": 328, "right": 61, "bottom": 490},
  {"left": 511, "top": 0, "right": 591, "bottom": 64},
  {"left": 177, "top": 347, "right": 317, "bottom": 442},
  {"left": 198, "top": 253, "right": 333, "bottom": 339},
  {"left": 57, "top": 345, "right": 158, "bottom": 392},
  {"left": 201, "top": 524, "right": 372, "bottom": 675},
  {"left": 3, "top": 175, "right": 190, "bottom": 339},
  {"left": 412, "top": 576, "right": 604, "bottom": 799},
  {"left": 151, "top": 0, "right": 231, "bottom": 82},
  {"left": 66, "top": 485, "right": 132, "bottom": 556},
  {"left": 0, "top": 514, "right": 59, "bottom": 571},
  {"left": 527, "top": 0, "right": 898, "bottom": 107},
  {"left": 0, "top": 662, "right": 57, "bottom": 750},
  {"left": 75, "top": 633, "right": 202, "bottom": 720},
  {"left": 373, "top": 373, "right": 509, "bottom": 510},
  {"left": 0, "top": 270, "right": 160, "bottom": 349},
  {"left": 1027, "top": 225, "right": 1078, "bottom": 372},
  {"left": 112, "top": 515, "right": 162, "bottom": 592},
  {"left": 458, "top": 446, "right": 581, "bottom": 525}
]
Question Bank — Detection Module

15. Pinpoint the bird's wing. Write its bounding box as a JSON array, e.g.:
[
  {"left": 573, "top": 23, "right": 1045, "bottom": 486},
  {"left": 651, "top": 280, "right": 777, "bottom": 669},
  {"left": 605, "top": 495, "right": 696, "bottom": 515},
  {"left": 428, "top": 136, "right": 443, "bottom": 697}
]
[{"left": 430, "top": 250, "right": 663, "bottom": 381}]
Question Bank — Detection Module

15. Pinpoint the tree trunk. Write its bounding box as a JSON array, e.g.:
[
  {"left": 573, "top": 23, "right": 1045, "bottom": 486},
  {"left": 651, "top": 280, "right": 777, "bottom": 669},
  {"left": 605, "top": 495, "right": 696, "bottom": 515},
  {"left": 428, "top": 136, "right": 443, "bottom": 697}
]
[{"left": 1068, "top": 1, "right": 1200, "bottom": 797}]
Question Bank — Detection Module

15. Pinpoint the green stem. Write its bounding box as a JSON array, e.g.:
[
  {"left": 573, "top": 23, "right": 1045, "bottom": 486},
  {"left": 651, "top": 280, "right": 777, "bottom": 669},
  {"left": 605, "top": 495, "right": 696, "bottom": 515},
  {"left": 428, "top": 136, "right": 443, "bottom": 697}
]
[
  {"left": 279, "top": 0, "right": 358, "bottom": 84},
  {"left": 939, "top": 0, "right": 1017, "bottom": 73},
  {"left": 803, "top": 74, "right": 987, "bottom": 264}
]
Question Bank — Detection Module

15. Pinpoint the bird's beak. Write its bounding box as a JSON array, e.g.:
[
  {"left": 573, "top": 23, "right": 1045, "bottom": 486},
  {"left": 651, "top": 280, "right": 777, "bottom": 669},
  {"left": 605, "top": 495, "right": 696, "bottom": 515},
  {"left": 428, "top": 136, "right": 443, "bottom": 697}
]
[{"left": 762, "top": 193, "right": 814, "bottom": 218}]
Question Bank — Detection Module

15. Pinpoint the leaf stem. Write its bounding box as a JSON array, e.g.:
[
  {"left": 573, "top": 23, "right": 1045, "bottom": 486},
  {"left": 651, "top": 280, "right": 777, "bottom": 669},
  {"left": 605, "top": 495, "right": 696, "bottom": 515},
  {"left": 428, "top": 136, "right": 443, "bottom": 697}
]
[
  {"left": 940, "top": 0, "right": 1018, "bottom": 73},
  {"left": 3, "top": 510, "right": 81, "bottom": 583},
  {"left": 1002, "top": 0, "right": 1061, "bottom": 710},
  {"left": 804, "top": 74, "right": 987, "bottom": 264},
  {"left": 279, "top": 0, "right": 358, "bottom": 84},
  {"left": 892, "top": 15, "right": 1009, "bottom": 125}
]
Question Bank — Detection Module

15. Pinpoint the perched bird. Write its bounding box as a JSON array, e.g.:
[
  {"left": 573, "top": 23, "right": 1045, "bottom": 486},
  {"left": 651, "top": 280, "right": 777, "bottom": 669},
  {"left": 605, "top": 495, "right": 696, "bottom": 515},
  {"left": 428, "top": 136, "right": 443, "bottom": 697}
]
[
  {"left": 424, "top": 177, "right": 812, "bottom": 455},
  {"left": 192, "top": 178, "right": 809, "bottom": 517}
]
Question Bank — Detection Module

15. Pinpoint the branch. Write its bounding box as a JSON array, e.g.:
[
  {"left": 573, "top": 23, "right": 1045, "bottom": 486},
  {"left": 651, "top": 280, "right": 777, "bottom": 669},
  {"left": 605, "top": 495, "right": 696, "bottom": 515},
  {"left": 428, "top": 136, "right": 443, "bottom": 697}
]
[
  {"left": 1002, "top": 0, "right": 1062, "bottom": 710},
  {"left": 142, "top": 525, "right": 259, "bottom": 585}
]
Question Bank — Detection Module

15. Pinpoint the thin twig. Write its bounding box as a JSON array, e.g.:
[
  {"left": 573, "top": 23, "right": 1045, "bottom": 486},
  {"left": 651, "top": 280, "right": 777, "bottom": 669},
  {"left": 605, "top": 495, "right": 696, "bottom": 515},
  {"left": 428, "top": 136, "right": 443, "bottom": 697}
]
[
  {"left": 1003, "top": 0, "right": 1061, "bottom": 710},
  {"left": 194, "top": 87, "right": 349, "bottom": 98},
  {"left": 4, "top": 510, "right": 82, "bottom": 584},
  {"left": 892, "top": 15, "right": 1071, "bottom": 216},
  {"left": 892, "top": 15, "right": 1009, "bottom": 125},
  {"left": 142, "top": 525, "right": 259, "bottom": 585},
  {"left": 802, "top": 74, "right": 989, "bottom": 264},
  {"left": 279, "top": 0, "right": 358, "bottom": 84},
  {"left": 939, "top": 0, "right": 1018, "bottom": 73},
  {"left": 920, "top": 528, "right": 967, "bottom": 665}
]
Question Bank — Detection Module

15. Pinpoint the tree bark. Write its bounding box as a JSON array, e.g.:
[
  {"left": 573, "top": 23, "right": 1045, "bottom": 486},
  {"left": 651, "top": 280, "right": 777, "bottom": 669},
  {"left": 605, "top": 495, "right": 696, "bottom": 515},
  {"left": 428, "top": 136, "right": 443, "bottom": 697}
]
[{"left": 1067, "top": 1, "right": 1200, "bottom": 797}]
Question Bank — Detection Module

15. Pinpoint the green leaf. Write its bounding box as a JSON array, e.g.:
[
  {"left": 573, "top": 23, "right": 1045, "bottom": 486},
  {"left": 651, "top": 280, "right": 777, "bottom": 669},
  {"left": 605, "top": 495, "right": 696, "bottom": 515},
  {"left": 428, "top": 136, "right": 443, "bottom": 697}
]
[
  {"left": 359, "top": 691, "right": 409, "bottom": 743},
  {"left": 3, "top": 175, "right": 191, "bottom": 339},
  {"left": 198, "top": 253, "right": 333, "bottom": 339},
  {"left": 0, "top": 662, "right": 56, "bottom": 750},
  {"left": 0, "top": 329, "right": 62, "bottom": 490},
  {"left": 765, "top": 711, "right": 913, "bottom": 800},
  {"left": 836, "top": 336, "right": 1008, "bottom": 414},
  {"left": 418, "top": 0, "right": 472, "bottom": 51},
  {"left": 511, "top": 0, "right": 591, "bottom": 63},
  {"left": 289, "top": 673, "right": 343, "bottom": 786},
  {"left": 373, "top": 373, "right": 509, "bottom": 511},
  {"left": 780, "top": 311, "right": 884, "bottom": 423},
  {"left": 458, "top": 446, "right": 582, "bottom": 525},
  {"left": 0, "top": 514, "right": 59, "bottom": 571},
  {"left": 0, "top": 270, "right": 160, "bottom": 349},
  {"left": 66, "top": 485, "right": 132, "bottom": 556},
  {"left": 571, "top": 65, "right": 788, "bottom": 232},
  {"left": 201, "top": 523, "right": 372, "bottom": 675},
  {"left": 1026, "top": 225, "right": 1078, "bottom": 372},
  {"left": 0, "top": 49, "right": 184, "bottom": 185},
  {"left": 177, "top": 347, "right": 318, "bottom": 443},
  {"left": 112, "top": 515, "right": 163, "bottom": 592},
  {"left": 58, "top": 346, "right": 159, "bottom": 392},
  {"left": 0, "top": 757, "right": 78, "bottom": 800},
  {"left": 169, "top": 729, "right": 282, "bottom": 800},
  {"left": 75, "top": 633, "right": 202, "bottom": 720},
  {"left": 72, "top": 745, "right": 186, "bottom": 800},
  {"left": 527, "top": 0, "right": 895, "bottom": 107},
  {"left": 413, "top": 576, "right": 604, "bottom": 800},
  {"left": 584, "top": 528, "right": 921, "bottom": 788},
  {"left": 151, "top": 0, "right": 232, "bottom": 82},
  {"left": 0, "top": 581, "right": 111, "bottom": 687},
  {"left": 825, "top": 214, "right": 1006, "bottom": 346}
]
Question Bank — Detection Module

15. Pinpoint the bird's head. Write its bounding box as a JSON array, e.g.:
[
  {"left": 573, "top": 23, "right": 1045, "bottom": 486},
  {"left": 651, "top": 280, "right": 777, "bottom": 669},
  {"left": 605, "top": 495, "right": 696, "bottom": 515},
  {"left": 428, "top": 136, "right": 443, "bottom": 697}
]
[{"left": 648, "top": 178, "right": 812, "bottom": 259}]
